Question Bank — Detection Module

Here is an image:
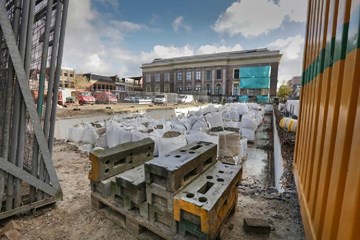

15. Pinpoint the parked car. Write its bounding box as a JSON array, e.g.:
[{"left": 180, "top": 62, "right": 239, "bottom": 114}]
[
  {"left": 138, "top": 96, "right": 153, "bottom": 104},
  {"left": 71, "top": 90, "right": 95, "bottom": 105},
  {"left": 123, "top": 96, "right": 140, "bottom": 103},
  {"left": 93, "top": 91, "right": 117, "bottom": 104},
  {"left": 178, "top": 95, "right": 194, "bottom": 104},
  {"left": 153, "top": 94, "right": 167, "bottom": 104}
]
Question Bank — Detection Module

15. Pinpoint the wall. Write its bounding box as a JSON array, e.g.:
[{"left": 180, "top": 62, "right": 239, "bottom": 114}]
[{"left": 294, "top": 0, "right": 360, "bottom": 239}]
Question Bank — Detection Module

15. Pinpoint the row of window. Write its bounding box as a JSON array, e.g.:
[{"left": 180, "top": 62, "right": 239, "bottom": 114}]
[
  {"left": 145, "top": 83, "right": 223, "bottom": 95},
  {"left": 146, "top": 69, "right": 240, "bottom": 83},
  {"left": 92, "top": 84, "right": 114, "bottom": 91}
]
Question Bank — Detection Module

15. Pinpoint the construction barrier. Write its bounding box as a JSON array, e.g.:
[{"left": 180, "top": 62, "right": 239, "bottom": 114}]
[{"left": 294, "top": 0, "right": 360, "bottom": 239}]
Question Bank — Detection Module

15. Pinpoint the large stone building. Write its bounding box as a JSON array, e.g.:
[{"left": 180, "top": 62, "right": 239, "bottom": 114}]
[{"left": 141, "top": 48, "right": 282, "bottom": 98}]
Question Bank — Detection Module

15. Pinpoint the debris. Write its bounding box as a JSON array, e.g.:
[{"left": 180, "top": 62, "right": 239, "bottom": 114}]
[
  {"left": 4, "top": 229, "right": 22, "bottom": 240},
  {"left": 1, "top": 220, "right": 21, "bottom": 235}
]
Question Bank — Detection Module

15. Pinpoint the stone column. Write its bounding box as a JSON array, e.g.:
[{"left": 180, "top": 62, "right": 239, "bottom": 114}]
[
  {"left": 211, "top": 69, "right": 215, "bottom": 95},
  {"left": 222, "top": 68, "right": 226, "bottom": 95}
]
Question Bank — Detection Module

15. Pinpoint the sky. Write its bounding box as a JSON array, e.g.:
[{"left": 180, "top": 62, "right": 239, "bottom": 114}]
[{"left": 62, "top": 0, "right": 308, "bottom": 82}]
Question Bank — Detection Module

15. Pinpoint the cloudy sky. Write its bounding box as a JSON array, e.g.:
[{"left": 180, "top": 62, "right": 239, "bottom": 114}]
[{"left": 62, "top": 0, "right": 308, "bottom": 82}]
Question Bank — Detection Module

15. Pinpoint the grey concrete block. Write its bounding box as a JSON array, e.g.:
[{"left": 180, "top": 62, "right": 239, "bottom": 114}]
[
  {"left": 149, "top": 203, "right": 177, "bottom": 234},
  {"left": 89, "top": 138, "right": 154, "bottom": 182},
  {"left": 146, "top": 182, "right": 174, "bottom": 211},
  {"left": 145, "top": 141, "right": 217, "bottom": 192},
  {"left": 243, "top": 218, "right": 271, "bottom": 235},
  {"left": 116, "top": 165, "right": 146, "bottom": 205}
]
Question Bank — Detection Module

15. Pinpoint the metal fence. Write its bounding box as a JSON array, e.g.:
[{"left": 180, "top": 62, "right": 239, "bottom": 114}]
[{"left": 0, "top": 0, "right": 68, "bottom": 219}]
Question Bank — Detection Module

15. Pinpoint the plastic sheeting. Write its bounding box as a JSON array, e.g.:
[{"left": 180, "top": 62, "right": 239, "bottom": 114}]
[
  {"left": 256, "top": 95, "right": 270, "bottom": 103},
  {"left": 239, "top": 66, "right": 271, "bottom": 89}
]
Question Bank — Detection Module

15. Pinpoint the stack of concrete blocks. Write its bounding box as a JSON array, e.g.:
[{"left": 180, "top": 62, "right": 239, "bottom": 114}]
[
  {"left": 144, "top": 141, "right": 218, "bottom": 234},
  {"left": 89, "top": 138, "right": 155, "bottom": 219},
  {"left": 173, "top": 162, "right": 242, "bottom": 239}
]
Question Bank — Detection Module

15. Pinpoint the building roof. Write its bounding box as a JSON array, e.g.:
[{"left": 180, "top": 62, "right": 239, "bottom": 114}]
[
  {"left": 142, "top": 48, "right": 282, "bottom": 68},
  {"left": 82, "top": 73, "right": 114, "bottom": 83}
]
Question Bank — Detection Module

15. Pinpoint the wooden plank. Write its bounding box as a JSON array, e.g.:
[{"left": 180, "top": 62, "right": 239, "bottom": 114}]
[{"left": 0, "top": 157, "right": 57, "bottom": 196}]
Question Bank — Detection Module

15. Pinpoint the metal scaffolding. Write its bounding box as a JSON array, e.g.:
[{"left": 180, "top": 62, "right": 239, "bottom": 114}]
[{"left": 0, "top": 0, "right": 68, "bottom": 219}]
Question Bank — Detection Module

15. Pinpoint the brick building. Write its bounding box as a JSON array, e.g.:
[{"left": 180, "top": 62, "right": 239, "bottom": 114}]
[{"left": 141, "top": 49, "right": 282, "bottom": 98}]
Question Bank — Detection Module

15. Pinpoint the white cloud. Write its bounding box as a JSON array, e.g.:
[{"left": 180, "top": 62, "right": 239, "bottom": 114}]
[
  {"left": 172, "top": 16, "right": 191, "bottom": 32},
  {"left": 213, "top": 0, "right": 307, "bottom": 38},
  {"left": 267, "top": 35, "right": 305, "bottom": 81},
  {"left": 280, "top": 0, "right": 307, "bottom": 22},
  {"left": 63, "top": 0, "right": 155, "bottom": 75}
]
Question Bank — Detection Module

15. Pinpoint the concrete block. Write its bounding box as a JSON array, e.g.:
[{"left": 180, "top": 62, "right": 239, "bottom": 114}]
[
  {"left": 146, "top": 183, "right": 174, "bottom": 211},
  {"left": 243, "top": 218, "right": 271, "bottom": 235},
  {"left": 90, "top": 175, "right": 119, "bottom": 197},
  {"left": 174, "top": 162, "right": 241, "bottom": 239},
  {"left": 89, "top": 138, "right": 154, "bottom": 182},
  {"left": 149, "top": 203, "right": 177, "bottom": 234},
  {"left": 116, "top": 165, "right": 146, "bottom": 205},
  {"left": 145, "top": 141, "right": 217, "bottom": 192}
]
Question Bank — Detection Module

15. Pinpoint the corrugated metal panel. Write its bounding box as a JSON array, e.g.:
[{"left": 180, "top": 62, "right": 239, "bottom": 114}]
[{"left": 294, "top": 0, "right": 360, "bottom": 239}]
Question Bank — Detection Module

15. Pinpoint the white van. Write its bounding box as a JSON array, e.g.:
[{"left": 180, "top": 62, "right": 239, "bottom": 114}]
[
  {"left": 178, "top": 95, "right": 194, "bottom": 104},
  {"left": 153, "top": 94, "right": 167, "bottom": 104}
]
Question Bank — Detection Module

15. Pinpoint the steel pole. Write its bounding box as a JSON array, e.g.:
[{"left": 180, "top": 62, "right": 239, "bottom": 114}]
[{"left": 48, "top": 0, "right": 68, "bottom": 154}]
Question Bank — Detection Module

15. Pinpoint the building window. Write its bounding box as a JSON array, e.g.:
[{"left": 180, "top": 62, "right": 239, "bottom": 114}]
[
  {"left": 206, "top": 84, "right": 211, "bottom": 95},
  {"left": 195, "top": 71, "right": 201, "bottom": 80},
  {"left": 155, "top": 84, "right": 160, "bottom": 93},
  {"left": 70, "top": 73, "right": 74, "bottom": 78},
  {"left": 155, "top": 73, "right": 160, "bottom": 82},
  {"left": 233, "top": 83, "right": 239, "bottom": 95},
  {"left": 178, "top": 86, "right": 183, "bottom": 92},
  {"left": 186, "top": 85, "right": 192, "bottom": 92},
  {"left": 233, "top": 69, "right": 239, "bottom": 79},
  {"left": 216, "top": 83, "right": 222, "bottom": 95},
  {"left": 146, "top": 74, "right": 151, "bottom": 82},
  {"left": 205, "top": 70, "right": 211, "bottom": 81},
  {"left": 216, "top": 69, "right": 222, "bottom": 80},
  {"left": 186, "top": 71, "right": 191, "bottom": 81},
  {"left": 164, "top": 72, "right": 170, "bottom": 82},
  {"left": 146, "top": 85, "right": 151, "bottom": 92},
  {"left": 177, "top": 72, "right": 182, "bottom": 81},
  {"left": 164, "top": 84, "right": 170, "bottom": 93},
  {"left": 195, "top": 84, "right": 201, "bottom": 92},
  {"left": 64, "top": 72, "right": 68, "bottom": 77}
]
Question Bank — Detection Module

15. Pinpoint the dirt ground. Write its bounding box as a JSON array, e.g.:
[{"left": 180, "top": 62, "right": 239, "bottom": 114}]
[{"left": 0, "top": 112, "right": 304, "bottom": 240}]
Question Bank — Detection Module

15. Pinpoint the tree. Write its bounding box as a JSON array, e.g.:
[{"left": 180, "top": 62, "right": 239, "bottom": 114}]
[{"left": 277, "top": 84, "right": 292, "bottom": 100}]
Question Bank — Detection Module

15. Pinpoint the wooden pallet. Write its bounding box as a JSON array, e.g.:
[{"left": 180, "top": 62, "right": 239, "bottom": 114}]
[
  {"left": 91, "top": 191, "right": 236, "bottom": 240},
  {"left": 91, "top": 192, "right": 176, "bottom": 240}
]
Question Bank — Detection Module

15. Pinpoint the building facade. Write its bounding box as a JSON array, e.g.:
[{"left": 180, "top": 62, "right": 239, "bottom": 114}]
[
  {"left": 141, "top": 49, "right": 282, "bottom": 98},
  {"left": 59, "top": 67, "right": 76, "bottom": 88},
  {"left": 114, "top": 76, "right": 142, "bottom": 100},
  {"left": 82, "top": 73, "right": 116, "bottom": 92}
]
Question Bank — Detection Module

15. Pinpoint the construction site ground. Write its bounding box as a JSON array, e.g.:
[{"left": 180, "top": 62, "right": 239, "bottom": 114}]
[{"left": 0, "top": 106, "right": 304, "bottom": 240}]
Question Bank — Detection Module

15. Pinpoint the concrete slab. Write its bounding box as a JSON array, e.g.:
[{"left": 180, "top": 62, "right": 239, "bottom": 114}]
[
  {"left": 89, "top": 138, "right": 154, "bottom": 181},
  {"left": 145, "top": 141, "right": 217, "bottom": 192}
]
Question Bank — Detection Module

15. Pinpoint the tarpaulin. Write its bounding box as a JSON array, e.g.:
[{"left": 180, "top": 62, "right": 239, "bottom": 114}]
[
  {"left": 238, "top": 95, "right": 249, "bottom": 103},
  {"left": 240, "top": 66, "right": 271, "bottom": 89},
  {"left": 256, "top": 95, "right": 270, "bottom": 103}
]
